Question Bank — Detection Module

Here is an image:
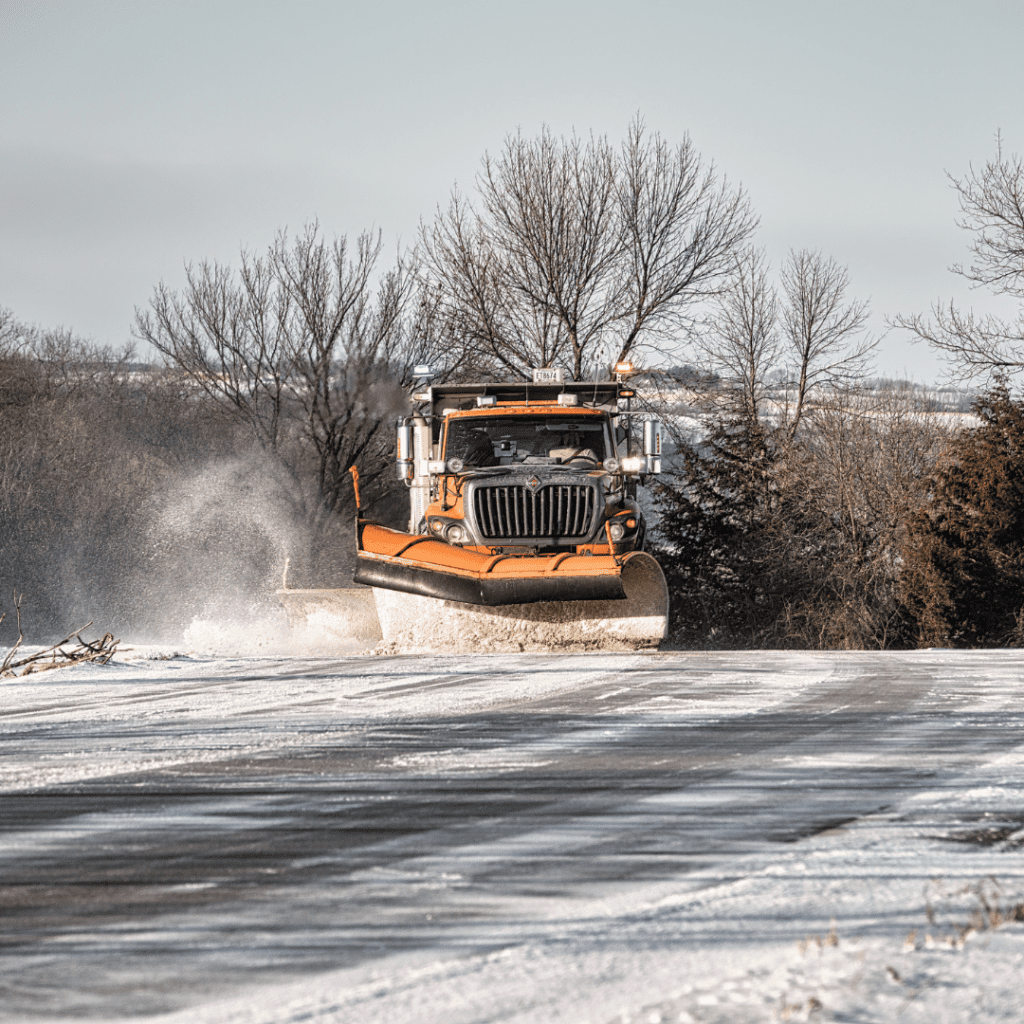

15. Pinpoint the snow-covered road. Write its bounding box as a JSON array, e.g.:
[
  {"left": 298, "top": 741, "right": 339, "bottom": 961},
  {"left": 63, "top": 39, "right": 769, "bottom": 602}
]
[{"left": 2, "top": 649, "right": 1024, "bottom": 1022}]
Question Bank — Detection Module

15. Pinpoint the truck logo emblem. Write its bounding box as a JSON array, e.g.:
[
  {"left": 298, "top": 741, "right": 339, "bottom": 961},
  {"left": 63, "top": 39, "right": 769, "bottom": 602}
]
[{"left": 527, "top": 476, "right": 541, "bottom": 490}]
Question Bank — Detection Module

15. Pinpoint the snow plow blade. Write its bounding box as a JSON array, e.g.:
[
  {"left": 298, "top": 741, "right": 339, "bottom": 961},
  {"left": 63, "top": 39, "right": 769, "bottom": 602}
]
[
  {"left": 352, "top": 524, "right": 628, "bottom": 605},
  {"left": 352, "top": 523, "right": 667, "bottom": 651},
  {"left": 278, "top": 524, "right": 669, "bottom": 652}
]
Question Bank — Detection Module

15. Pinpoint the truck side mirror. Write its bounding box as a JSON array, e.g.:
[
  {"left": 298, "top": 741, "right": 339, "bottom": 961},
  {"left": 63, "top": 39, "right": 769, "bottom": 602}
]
[
  {"left": 396, "top": 422, "right": 413, "bottom": 480},
  {"left": 642, "top": 418, "right": 663, "bottom": 474}
]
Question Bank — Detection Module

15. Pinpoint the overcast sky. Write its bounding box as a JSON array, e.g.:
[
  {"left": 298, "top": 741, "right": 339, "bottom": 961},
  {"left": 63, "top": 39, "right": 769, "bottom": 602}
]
[{"left": 3, "top": 0, "right": 1023, "bottom": 381}]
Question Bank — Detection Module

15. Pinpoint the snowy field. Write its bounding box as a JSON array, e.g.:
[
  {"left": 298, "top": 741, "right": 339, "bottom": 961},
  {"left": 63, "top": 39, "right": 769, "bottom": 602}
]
[{"left": 3, "top": 645, "right": 1024, "bottom": 1022}]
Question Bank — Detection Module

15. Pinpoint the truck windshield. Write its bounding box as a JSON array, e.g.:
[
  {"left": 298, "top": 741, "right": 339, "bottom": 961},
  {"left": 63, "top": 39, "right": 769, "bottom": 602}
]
[{"left": 445, "top": 415, "right": 609, "bottom": 467}]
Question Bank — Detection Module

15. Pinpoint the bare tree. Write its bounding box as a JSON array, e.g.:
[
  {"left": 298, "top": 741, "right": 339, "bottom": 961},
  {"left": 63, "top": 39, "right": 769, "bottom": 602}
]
[
  {"left": 732, "top": 383, "right": 943, "bottom": 649},
  {"left": 422, "top": 119, "right": 756, "bottom": 381},
  {"left": 894, "top": 137, "right": 1024, "bottom": 382},
  {"left": 419, "top": 186, "right": 573, "bottom": 380},
  {"left": 796, "top": 385, "right": 945, "bottom": 645},
  {"left": 0, "top": 306, "right": 25, "bottom": 355},
  {"left": 0, "top": 318, "right": 173, "bottom": 641},
  {"left": 779, "top": 249, "right": 873, "bottom": 438},
  {"left": 614, "top": 121, "right": 758, "bottom": 369},
  {"left": 134, "top": 224, "right": 435, "bottom": 577},
  {"left": 691, "top": 247, "right": 780, "bottom": 424},
  {"left": 1, "top": 308, "right": 33, "bottom": 409},
  {"left": 483, "top": 127, "right": 619, "bottom": 378}
]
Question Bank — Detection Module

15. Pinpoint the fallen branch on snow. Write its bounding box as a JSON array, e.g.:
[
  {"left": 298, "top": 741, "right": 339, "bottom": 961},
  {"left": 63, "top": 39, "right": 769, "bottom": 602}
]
[{"left": 1, "top": 594, "right": 119, "bottom": 678}]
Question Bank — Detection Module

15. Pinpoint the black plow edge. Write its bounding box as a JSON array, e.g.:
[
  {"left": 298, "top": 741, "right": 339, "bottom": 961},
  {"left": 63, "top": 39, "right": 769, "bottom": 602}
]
[{"left": 353, "top": 554, "right": 626, "bottom": 606}]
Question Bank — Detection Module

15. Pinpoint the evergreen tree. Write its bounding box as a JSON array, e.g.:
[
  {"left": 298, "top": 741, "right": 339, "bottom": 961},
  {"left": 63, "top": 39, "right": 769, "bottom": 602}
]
[
  {"left": 902, "top": 383, "right": 1024, "bottom": 646},
  {"left": 654, "top": 417, "right": 801, "bottom": 646}
]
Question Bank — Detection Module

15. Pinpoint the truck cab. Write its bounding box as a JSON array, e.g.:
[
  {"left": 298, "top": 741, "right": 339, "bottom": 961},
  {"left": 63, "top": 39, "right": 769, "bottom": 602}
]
[{"left": 396, "top": 372, "right": 662, "bottom": 558}]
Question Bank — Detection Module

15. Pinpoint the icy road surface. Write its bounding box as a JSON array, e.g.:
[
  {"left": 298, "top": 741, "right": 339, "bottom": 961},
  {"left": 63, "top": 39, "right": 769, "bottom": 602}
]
[{"left": 3, "top": 649, "right": 1024, "bottom": 1023}]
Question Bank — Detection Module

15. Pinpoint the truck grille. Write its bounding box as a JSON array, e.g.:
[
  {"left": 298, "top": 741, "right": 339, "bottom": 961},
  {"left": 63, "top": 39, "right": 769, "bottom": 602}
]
[{"left": 472, "top": 482, "right": 599, "bottom": 541}]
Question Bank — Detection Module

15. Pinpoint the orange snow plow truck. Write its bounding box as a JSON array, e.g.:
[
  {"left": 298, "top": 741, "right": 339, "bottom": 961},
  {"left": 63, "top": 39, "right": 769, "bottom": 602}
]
[{"left": 279, "top": 367, "right": 669, "bottom": 650}]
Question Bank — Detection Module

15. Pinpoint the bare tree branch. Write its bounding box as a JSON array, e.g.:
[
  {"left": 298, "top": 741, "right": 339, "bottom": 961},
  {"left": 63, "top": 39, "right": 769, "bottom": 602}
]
[
  {"left": 614, "top": 120, "right": 758, "bottom": 367},
  {"left": 691, "top": 247, "right": 780, "bottom": 423},
  {"left": 779, "top": 249, "right": 874, "bottom": 437},
  {"left": 1, "top": 594, "right": 119, "bottom": 677},
  {"left": 951, "top": 135, "right": 1024, "bottom": 297},
  {"left": 893, "top": 136, "right": 1024, "bottom": 382},
  {"left": 894, "top": 305, "right": 1024, "bottom": 383}
]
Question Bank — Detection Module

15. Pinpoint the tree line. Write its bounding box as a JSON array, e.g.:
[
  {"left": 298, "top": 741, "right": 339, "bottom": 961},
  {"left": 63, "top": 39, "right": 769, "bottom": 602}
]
[{"left": 2, "top": 119, "right": 1023, "bottom": 647}]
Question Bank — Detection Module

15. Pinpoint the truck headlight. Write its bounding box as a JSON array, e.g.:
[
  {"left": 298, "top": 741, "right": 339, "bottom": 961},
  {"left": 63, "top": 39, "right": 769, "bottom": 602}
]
[
  {"left": 620, "top": 456, "right": 646, "bottom": 474},
  {"left": 603, "top": 457, "right": 620, "bottom": 473},
  {"left": 608, "top": 521, "right": 626, "bottom": 541},
  {"left": 445, "top": 524, "right": 466, "bottom": 543}
]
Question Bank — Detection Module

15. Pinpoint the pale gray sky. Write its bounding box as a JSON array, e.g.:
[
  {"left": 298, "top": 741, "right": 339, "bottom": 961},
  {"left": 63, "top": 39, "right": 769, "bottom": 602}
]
[{"left": 3, "top": 0, "right": 1022, "bottom": 380}]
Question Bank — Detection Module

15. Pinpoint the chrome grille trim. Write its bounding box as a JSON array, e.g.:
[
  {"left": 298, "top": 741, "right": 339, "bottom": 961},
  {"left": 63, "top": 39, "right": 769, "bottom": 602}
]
[{"left": 470, "top": 481, "right": 599, "bottom": 541}]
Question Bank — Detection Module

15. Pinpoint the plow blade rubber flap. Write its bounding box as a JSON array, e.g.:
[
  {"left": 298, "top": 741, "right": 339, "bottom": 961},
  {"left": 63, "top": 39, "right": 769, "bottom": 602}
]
[
  {"left": 353, "top": 553, "right": 625, "bottom": 605},
  {"left": 371, "top": 551, "right": 668, "bottom": 651}
]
